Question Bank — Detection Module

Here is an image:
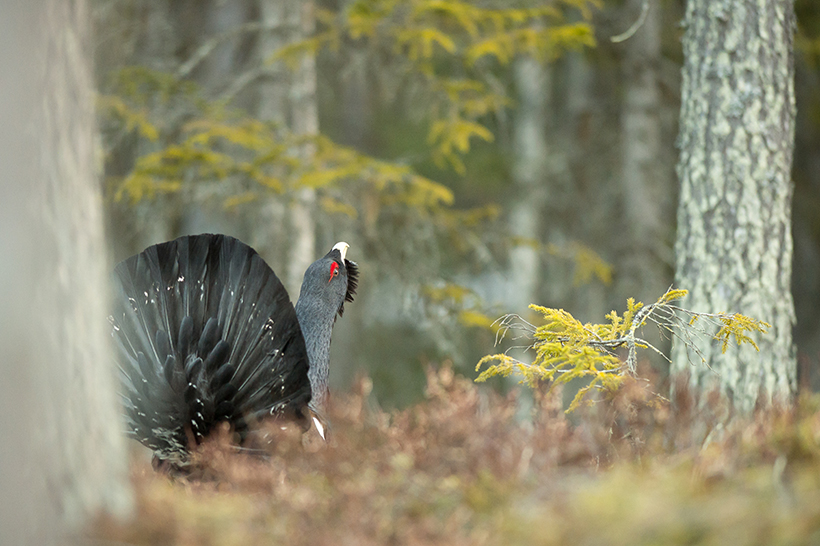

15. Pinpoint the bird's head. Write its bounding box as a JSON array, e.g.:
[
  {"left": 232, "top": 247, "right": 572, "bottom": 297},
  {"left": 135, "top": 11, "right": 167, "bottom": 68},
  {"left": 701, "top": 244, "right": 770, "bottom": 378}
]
[{"left": 298, "top": 242, "right": 358, "bottom": 319}]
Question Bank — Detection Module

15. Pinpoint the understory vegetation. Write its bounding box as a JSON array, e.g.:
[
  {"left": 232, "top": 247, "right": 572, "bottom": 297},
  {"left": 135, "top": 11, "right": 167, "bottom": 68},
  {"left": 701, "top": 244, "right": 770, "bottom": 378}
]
[{"left": 90, "top": 367, "right": 820, "bottom": 545}]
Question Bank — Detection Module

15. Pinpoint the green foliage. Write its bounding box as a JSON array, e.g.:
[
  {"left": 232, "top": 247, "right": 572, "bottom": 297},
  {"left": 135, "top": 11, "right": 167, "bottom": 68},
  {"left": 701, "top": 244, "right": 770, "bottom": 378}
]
[
  {"left": 714, "top": 313, "right": 770, "bottom": 353},
  {"left": 99, "top": 2, "right": 607, "bottom": 378},
  {"left": 100, "top": 1, "right": 603, "bottom": 295},
  {"left": 423, "top": 282, "right": 500, "bottom": 332},
  {"left": 475, "top": 302, "right": 622, "bottom": 412},
  {"left": 547, "top": 240, "right": 612, "bottom": 286},
  {"left": 476, "top": 288, "right": 770, "bottom": 412},
  {"left": 274, "top": 0, "right": 599, "bottom": 174},
  {"left": 98, "top": 95, "right": 159, "bottom": 142},
  {"left": 101, "top": 67, "right": 464, "bottom": 229}
]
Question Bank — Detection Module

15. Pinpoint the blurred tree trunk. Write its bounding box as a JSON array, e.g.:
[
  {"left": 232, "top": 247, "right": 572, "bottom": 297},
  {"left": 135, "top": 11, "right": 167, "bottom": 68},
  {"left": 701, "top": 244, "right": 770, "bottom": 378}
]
[
  {"left": 619, "top": 0, "right": 669, "bottom": 304},
  {"left": 199, "top": 0, "right": 252, "bottom": 93},
  {"left": 792, "top": 20, "right": 820, "bottom": 386},
  {"left": 256, "top": 0, "right": 318, "bottom": 297},
  {"left": 329, "top": 5, "right": 371, "bottom": 396},
  {"left": 562, "top": 49, "right": 607, "bottom": 323},
  {"left": 180, "top": 0, "right": 253, "bottom": 238},
  {"left": 103, "top": 0, "right": 182, "bottom": 255},
  {"left": 509, "top": 57, "right": 548, "bottom": 314},
  {"left": 671, "top": 0, "right": 797, "bottom": 411},
  {"left": 341, "top": 46, "right": 373, "bottom": 152},
  {"left": 0, "top": 1, "right": 131, "bottom": 544},
  {"left": 507, "top": 56, "right": 549, "bottom": 419}
]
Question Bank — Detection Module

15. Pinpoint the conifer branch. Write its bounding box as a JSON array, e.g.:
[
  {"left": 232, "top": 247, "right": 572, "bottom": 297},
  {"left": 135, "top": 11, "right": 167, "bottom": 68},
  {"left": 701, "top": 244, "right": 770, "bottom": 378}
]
[{"left": 476, "top": 287, "right": 769, "bottom": 412}]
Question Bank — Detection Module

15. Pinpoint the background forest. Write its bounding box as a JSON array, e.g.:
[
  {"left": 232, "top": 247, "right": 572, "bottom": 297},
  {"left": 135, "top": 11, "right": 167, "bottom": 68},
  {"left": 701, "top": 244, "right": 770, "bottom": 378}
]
[
  {"left": 6, "top": 0, "right": 820, "bottom": 544},
  {"left": 94, "top": 0, "right": 820, "bottom": 408}
]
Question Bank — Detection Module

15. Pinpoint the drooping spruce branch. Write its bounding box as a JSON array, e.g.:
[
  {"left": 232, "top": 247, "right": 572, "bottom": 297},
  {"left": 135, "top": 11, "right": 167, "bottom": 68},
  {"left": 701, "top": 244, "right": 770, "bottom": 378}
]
[{"left": 476, "top": 287, "right": 770, "bottom": 411}]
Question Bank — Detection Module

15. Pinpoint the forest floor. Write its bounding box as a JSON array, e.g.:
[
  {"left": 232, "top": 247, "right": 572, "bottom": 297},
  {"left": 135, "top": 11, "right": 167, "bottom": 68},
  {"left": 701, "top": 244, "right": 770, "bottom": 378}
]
[{"left": 90, "top": 366, "right": 820, "bottom": 545}]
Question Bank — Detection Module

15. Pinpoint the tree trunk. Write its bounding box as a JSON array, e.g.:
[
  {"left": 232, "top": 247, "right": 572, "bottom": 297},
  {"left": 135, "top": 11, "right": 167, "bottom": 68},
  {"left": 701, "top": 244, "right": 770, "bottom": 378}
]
[
  {"left": 179, "top": 0, "right": 253, "bottom": 240},
  {"left": 616, "top": 0, "right": 673, "bottom": 372},
  {"left": 619, "top": 0, "right": 669, "bottom": 304},
  {"left": 561, "top": 48, "right": 610, "bottom": 325},
  {"left": 506, "top": 57, "right": 550, "bottom": 419},
  {"left": 255, "top": 0, "right": 318, "bottom": 297},
  {"left": 0, "top": 1, "right": 131, "bottom": 544},
  {"left": 671, "top": 0, "right": 797, "bottom": 412},
  {"left": 509, "top": 57, "right": 549, "bottom": 313}
]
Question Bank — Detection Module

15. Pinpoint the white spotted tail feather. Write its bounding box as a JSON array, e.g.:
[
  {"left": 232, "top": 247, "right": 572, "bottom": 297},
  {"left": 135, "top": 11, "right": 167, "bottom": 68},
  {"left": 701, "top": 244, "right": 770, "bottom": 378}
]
[{"left": 110, "top": 234, "right": 312, "bottom": 469}]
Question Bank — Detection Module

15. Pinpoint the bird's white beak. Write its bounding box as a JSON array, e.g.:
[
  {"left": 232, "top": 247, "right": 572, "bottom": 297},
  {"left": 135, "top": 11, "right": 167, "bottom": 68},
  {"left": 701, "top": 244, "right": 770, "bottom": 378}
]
[{"left": 332, "top": 241, "right": 349, "bottom": 262}]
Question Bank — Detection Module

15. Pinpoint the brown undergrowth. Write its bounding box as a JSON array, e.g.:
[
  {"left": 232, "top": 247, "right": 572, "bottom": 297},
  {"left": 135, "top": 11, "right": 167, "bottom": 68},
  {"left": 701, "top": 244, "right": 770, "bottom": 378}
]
[{"left": 90, "top": 366, "right": 820, "bottom": 545}]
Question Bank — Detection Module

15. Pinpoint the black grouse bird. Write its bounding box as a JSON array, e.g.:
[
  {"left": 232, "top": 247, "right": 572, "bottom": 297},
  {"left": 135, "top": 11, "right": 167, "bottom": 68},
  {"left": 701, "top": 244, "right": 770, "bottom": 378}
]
[{"left": 109, "top": 234, "right": 357, "bottom": 468}]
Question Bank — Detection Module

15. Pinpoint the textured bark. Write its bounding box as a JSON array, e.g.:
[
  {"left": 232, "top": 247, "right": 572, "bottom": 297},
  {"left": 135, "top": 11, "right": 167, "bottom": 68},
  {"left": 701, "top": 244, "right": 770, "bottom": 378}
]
[
  {"left": 0, "top": 1, "right": 131, "bottom": 544},
  {"left": 671, "top": 0, "right": 797, "bottom": 411}
]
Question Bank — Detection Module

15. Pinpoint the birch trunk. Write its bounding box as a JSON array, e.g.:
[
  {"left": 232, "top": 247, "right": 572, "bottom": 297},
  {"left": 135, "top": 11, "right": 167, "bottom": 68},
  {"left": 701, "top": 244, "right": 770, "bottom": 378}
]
[
  {"left": 256, "top": 0, "right": 318, "bottom": 297},
  {"left": 509, "top": 57, "right": 549, "bottom": 313},
  {"left": 619, "top": 0, "right": 669, "bottom": 304},
  {"left": 671, "top": 0, "right": 797, "bottom": 412},
  {"left": 507, "top": 57, "right": 549, "bottom": 419},
  {"left": 0, "top": 1, "right": 131, "bottom": 543}
]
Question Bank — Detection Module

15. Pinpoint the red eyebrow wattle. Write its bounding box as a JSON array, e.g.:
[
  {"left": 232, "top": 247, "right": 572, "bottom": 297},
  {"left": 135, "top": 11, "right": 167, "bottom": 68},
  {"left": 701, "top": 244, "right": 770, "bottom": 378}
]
[{"left": 329, "top": 261, "right": 339, "bottom": 281}]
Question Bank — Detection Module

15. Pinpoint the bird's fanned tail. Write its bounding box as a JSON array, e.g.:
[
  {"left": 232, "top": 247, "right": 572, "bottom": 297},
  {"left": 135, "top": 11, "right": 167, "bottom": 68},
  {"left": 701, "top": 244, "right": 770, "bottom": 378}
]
[{"left": 110, "top": 234, "right": 311, "bottom": 466}]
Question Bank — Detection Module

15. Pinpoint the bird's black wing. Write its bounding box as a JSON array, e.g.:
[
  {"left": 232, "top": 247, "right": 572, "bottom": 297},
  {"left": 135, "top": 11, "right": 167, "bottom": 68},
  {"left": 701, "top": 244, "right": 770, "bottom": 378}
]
[{"left": 111, "top": 234, "right": 311, "bottom": 463}]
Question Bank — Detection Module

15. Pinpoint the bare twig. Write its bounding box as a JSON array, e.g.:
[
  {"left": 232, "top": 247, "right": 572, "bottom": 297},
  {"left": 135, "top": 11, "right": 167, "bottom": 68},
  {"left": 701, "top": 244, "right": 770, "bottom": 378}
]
[
  {"left": 218, "top": 67, "right": 277, "bottom": 103},
  {"left": 177, "top": 21, "right": 294, "bottom": 80},
  {"left": 492, "top": 313, "right": 536, "bottom": 346},
  {"left": 611, "top": 0, "right": 650, "bottom": 43},
  {"left": 624, "top": 297, "right": 657, "bottom": 373}
]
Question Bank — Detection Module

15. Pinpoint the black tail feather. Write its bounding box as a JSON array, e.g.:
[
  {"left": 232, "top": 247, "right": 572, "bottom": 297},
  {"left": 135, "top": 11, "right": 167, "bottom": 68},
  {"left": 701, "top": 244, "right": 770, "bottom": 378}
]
[{"left": 111, "top": 234, "right": 312, "bottom": 464}]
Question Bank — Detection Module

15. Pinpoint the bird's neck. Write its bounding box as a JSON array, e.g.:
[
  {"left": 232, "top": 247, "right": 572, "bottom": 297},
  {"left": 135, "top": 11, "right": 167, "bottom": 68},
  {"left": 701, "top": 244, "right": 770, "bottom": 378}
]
[{"left": 294, "top": 296, "right": 336, "bottom": 410}]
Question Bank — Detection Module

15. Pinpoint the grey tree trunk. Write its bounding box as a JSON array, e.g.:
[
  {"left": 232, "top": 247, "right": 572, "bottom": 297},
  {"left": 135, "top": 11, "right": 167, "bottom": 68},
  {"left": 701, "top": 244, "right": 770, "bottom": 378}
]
[
  {"left": 255, "top": 0, "right": 318, "bottom": 297},
  {"left": 619, "top": 0, "right": 669, "bottom": 304},
  {"left": 104, "top": 0, "right": 181, "bottom": 256},
  {"left": 509, "top": 57, "right": 549, "bottom": 313},
  {"left": 506, "top": 57, "right": 550, "bottom": 420},
  {"left": 0, "top": 1, "right": 131, "bottom": 544},
  {"left": 179, "top": 0, "right": 253, "bottom": 239},
  {"left": 562, "top": 49, "right": 607, "bottom": 323},
  {"left": 284, "top": 0, "right": 319, "bottom": 298},
  {"left": 670, "top": 0, "right": 797, "bottom": 412}
]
